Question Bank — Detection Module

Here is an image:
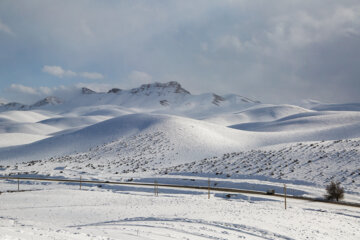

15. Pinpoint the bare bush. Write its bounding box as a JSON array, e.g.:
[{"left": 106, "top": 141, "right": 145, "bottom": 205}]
[{"left": 325, "top": 181, "right": 344, "bottom": 202}]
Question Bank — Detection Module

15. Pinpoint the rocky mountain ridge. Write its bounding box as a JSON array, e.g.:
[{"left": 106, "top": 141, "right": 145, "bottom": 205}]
[{"left": 0, "top": 81, "right": 260, "bottom": 112}]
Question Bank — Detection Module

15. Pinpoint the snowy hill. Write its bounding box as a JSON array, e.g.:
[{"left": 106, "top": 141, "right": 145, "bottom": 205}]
[
  {"left": 2, "top": 109, "right": 360, "bottom": 164},
  {"left": 0, "top": 113, "right": 261, "bottom": 163},
  {"left": 0, "top": 81, "right": 359, "bottom": 198},
  {"left": 311, "top": 102, "right": 360, "bottom": 112},
  {"left": 204, "top": 104, "right": 312, "bottom": 126}
]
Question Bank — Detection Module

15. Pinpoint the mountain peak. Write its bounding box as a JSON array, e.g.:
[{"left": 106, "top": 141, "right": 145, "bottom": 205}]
[
  {"left": 82, "top": 87, "right": 96, "bottom": 94},
  {"left": 31, "top": 96, "right": 63, "bottom": 108},
  {"left": 2, "top": 102, "right": 27, "bottom": 110},
  {"left": 130, "top": 81, "right": 190, "bottom": 96},
  {"left": 108, "top": 88, "right": 122, "bottom": 94}
]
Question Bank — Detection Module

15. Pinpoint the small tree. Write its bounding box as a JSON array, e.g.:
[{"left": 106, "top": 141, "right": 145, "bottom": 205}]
[{"left": 325, "top": 181, "right": 344, "bottom": 202}]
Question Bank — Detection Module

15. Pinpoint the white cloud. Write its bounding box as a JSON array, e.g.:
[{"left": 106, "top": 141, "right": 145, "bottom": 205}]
[
  {"left": 265, "top": 6, "right": 360, "bottom": 49},
  {"left": 79, "top": 72, "right": 104, "bottom": 80},
  {"left": 42, "top": 65, "right": 76, "bottom": 78},
  {"left": 128, "top": 71, "right": 152, "bottom": 86},
  {"left": 0, "top": 19, "right": 14, "bottom": 35},
  {"left": 38, "top": 86, "right": 52, "bottom": 95},
  {"left": 42, "top": 65, "right": 103, "bottom": 80},
  {"left": 2, "top": 1, "right": 360, "bottom": 103},
  {"left": 6, "top": 84, "right": 87, "bottom": 104},
  {"left": 10, "top": 84, "right": 38, "bottom": 95}
]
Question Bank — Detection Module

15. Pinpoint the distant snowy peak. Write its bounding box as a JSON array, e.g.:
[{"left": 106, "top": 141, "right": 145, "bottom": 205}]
[
  {"left": 0, "top": 102, "right": 28, "bottom": 111},
  {"left": 108, "top": 88, "right": 122, "bottom": 94},
  {"left": 130, "top": 81, "right": 191, "bottom": 96},
  {"left": 81, "top": 82, "right": 190, "bottom": 97},
  {"left": 0, "top": 81, "right": 261, "bottom": 112},
  {"left": 0, "top": 97, "right": 63, "bottom": 111},
  {"left": 82, "top": 87, "right": 96, "bottom": 94},
  {"left": 31, "top": 96, "right": 63, "bottom": 108}
]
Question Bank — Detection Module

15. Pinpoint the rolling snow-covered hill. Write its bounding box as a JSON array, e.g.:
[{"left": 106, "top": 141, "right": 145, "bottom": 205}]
[{"left": 0, "top": 81, "right": 359, "bottom": 196}]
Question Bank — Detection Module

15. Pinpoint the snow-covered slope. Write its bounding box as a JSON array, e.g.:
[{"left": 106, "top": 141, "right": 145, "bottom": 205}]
[
  {"left": 0, "top": 113, "right": 260, "bottom": 163},
  {"left": 0, "top": 81, "right": 359, "bottom": 198},
  {"left": 305, "top": 100, "right": 360, "bottom": 112},
  {"left": 0, "top": 110, "right": 58, "bottom": 147},
  {"left": 2, "top": 109, "right": 360, "bottom": 164},
  {"left": 0, "top": 110, "right": 54, "bottom": 122},
  {"left": 204, "top": 104, "right": 312, "bottom": 126},
  {"left": 164, "top": 138, "right": 360, "bottom": 192},
  {"left": 230, "top": 111, "right": 360, "bottom": 135}
]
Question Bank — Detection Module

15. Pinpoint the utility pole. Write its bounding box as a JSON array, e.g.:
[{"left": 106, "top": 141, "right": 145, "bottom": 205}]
[
  {"left": 154, "top": 180, "right": 158, "bottom": 197},
  {"left": 208, "top": 178, "right": 210, "bottom": 199},
  {"left": 284, "top": 184, "right": 287, "bottom": 210}
]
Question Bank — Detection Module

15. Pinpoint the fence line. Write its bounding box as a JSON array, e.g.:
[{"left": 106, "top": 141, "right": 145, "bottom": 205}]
[{"left": 0, "top": 176, "right": 359, "bottom": 208}]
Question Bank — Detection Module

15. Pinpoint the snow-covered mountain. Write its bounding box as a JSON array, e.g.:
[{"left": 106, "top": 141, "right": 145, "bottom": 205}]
[
  {"left": 72, "top": 82, "right": 260, "bottom": 117},
  {"left": 0, "top": 82, "right": 260, "bottom": 113},
  {"left": 31, "top": 96, "right": 63, "bottom": 108},
  {"left": 0, "top": 81, "right": 359, "bottom": 197}
]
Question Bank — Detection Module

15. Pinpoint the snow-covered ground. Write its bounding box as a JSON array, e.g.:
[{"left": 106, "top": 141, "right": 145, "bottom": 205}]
[
  {"left": 0, "top": 183, "right": 359, "bottom": 240},
  {"left": 0, "top": 82, "right": 359, "bottom": 239}
]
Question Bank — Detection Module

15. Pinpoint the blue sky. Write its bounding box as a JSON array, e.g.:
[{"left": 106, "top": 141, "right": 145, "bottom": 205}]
[{"left": 1, "top": 0, "right": 360, "bottom": 104}]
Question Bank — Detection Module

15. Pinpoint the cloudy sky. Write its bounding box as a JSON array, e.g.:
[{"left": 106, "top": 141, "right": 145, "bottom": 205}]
[{"left": 0, "top": 0, "right": 360, "bottom": 104}]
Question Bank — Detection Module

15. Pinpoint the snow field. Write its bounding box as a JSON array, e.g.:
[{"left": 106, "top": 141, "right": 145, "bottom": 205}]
[
  {"left": 0, "top": 83, "right": 360, "bottom": 239},
  {"left": 0, "top": 183, "right": 359, "bottom": 240}
]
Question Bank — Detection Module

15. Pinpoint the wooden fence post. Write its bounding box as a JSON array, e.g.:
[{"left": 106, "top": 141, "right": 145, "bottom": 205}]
[
  {"left": 208, "top": 178, "right": 210, "bottom": 199},
  {"left": 284, "top": 184, "right": 287, "bottom": 210},
  {"left": 154, "top": 180, "right": 159, "bottom": 196},
  {"left": 156, "top": 180, "right": 159, "bottom": 196}
]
